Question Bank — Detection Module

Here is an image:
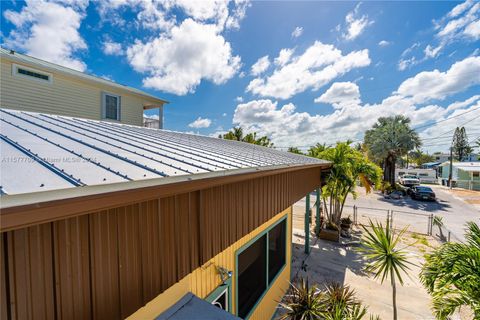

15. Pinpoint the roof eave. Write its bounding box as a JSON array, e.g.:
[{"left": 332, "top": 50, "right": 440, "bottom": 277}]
[{"left": 0, "top": 162, "right": 331, "bottom": 232}]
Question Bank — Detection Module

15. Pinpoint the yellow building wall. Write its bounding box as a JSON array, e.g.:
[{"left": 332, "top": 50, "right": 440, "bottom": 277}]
[
  {"left": 0, "top": 59, "right": 159, "bottom": 126},
  {"left": 129, "top": 207, "right": 293, "bottom": 320}
]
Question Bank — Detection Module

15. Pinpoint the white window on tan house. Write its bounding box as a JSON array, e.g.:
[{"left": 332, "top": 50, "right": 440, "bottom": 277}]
[{"left": 102, "top": 92, "right": 121, "bottom": 121}]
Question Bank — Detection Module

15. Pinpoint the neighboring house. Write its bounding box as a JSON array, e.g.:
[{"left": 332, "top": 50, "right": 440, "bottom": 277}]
[
  {"left": 0, "top": 48, "right": 167, "bottom": 128},
  {"left": 395, "top": 168, "right": 437, "bottom": 184},
  {"left": 438, "top": 161, "right": 480, "bottom": 190},
  {"left": 0, "top": 109, "right": 330, "bottom": 320},
  {"left": 433, "top": 152, "right": 479, "bottom": 163}
]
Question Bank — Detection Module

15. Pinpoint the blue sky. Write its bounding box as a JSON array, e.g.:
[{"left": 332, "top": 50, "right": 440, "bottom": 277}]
[{"left": 1, "top": 0, "right": 479, "bottom": 153}]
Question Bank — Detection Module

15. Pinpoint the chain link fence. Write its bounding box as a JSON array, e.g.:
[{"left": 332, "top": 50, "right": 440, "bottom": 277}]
[{"left": 342, "top": 205, "right": 433, "bottom": 236}]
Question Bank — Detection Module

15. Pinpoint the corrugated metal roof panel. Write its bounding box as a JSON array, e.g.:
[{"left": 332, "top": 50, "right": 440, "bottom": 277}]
[{"left": 0, "top": 108, "right": 326, "bottom": 196}]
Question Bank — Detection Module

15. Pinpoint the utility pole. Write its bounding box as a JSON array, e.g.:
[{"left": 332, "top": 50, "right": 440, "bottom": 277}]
[{"left": 448, "top": 146, "right": 453, "bottom": 189}]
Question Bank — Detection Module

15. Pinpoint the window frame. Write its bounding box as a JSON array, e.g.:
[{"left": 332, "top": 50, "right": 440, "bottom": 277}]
[
  {"left": 101, "top": 92, "right": 121, "bottom": 121},
  {"left": 205, "top": 278, "right": 232, "bottom": 313},
  {"left": 235, "top": 215, "right": 288, "bottom": 319},
  {"left": 12, "top": 63, "right": 53, "bottom": 84}
]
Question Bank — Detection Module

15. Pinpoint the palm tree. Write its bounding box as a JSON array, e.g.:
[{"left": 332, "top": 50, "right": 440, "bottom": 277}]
[
  {"left": 364, "top": 116, "right": 420, "bottom": 186},
  {"left": 319, "top": 143, "right": 382, "bottom": 226},
  {"left": 288, "top": 146, "right": 303, "bottom": 154},
  {"left": 420, "top": 222, "right": 480, "bottom": 319},
  {"left": 220, "top": 126, "right": 274, "bottom": 147},
  {"left": 308, "top": 143, "right": 329, "bottom": 157},
  {"left": 357, "top": 220, "right": 412, "bottom": 320}
]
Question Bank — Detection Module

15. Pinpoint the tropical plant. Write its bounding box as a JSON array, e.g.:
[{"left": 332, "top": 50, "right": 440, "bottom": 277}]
[
  {"left": 318, "top": 283, "right": 367, "bottom": 320},
  {"left": 364, "top": 116, "right": 420, "bottom": 186},
  {"left": 357, "top": 220, "right": 412, "bottom": 320},
  {"left": 288, "top": 146, "right": 303, "bottom": 154},
  {"left": 319, "top": 143, "right": 382, "bottom": 226},
  {"left": 420, "top": 222, "right": 480, "bottom": 320},
  {"left": 452, "top": 127, "right": 473, "bottom": 161},
  {"left": 278, "top": 280, "right": 369, "bottom": 320},
  {"left": 278, "top": 278, "right": 324, "bottom": 320},
  {"left": 308, "top": 143, "right": 329, "bottom": 158},
  {"left": 219, "top": 126, "right": 274, "bottom": 147},
  {"left": 407, "top": 150, "right": 435, "bottom": 167}
]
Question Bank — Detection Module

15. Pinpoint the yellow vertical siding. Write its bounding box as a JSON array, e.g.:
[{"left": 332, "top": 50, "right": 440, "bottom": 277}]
[
  {"left": 128, "top": 207, "right": 293, "bottom": 320},
  {"left": 0, "top": 59, "right": 157, "bottom": 126}
]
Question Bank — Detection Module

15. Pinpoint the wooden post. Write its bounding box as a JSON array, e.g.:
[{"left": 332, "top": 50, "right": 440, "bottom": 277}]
[{"left": 305, "top": 193, "right": 310, "bottom": 254}]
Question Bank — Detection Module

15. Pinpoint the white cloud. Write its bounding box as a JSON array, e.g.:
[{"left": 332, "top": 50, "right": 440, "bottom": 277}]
[
  {"left": 188, "top": 116, "right": 212, "bottom": 128},
  {"left": 341, "top": 3, "right": 374, "bottom": 41},
  {"left": 102, "top": 40, "right": 123, "bottom": 56},
  {"left": 421, "top": 0, "right": 480, "bottom": 60},
  {"left": 424, "top": 44, "right": 443, "bottom": 58},
  {"left": 378, "top": 40, "right": 391, "bottom": 47},
  {"left": 314, "top": 82, "right": 361, "bottom": 109},
  {"left": 246, "top": 41, "right": 370, "bottom": 99},
  {"left": 395, "top": 56, "right": 480, "bottom": 104},
  {"left": 235, "top": 96, "right": 244, "bottom": 102},
  {"left": 251, "top": 55, "right": 270, "bottom": 76},
  {"left": 127, "top": 18, "right": 241, "bottom": 95},
  {"left": 97, "top": 0, "right": 250, "bottom": 32},
  {"left": 3, "top": 0, "right": 88, "bottom": 71},
  {"left": 291, "top": 26, "right": 303, "bottom": 38},
  {"left": 222, "top": 112, "right": 227, "bottom": 117},
  {"left": 233, "top": 56, "right": 480, "bottom": 151},
  {"left": 274, "top": 48, "right": 294, "bottom": 66},
  {"left": 398, "top": 56, "right": 418, "bottom": 71}
]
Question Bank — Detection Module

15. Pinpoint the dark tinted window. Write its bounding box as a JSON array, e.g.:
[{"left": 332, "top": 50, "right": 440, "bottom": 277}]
[
  {"left": 105, "top": 95, "right": 119, "bottom": 120},
  {"left": 238, "top": 235, "right": 266, "bottom": 318},
  {"left": 268, "top": 220, "right": 286, "bottom": 284}
]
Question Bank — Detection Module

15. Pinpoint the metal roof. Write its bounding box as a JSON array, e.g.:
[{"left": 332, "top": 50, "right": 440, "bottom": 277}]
[
  {"left": 155, "top": 293, "right": 241, "bottom": 320},
  {"left": 0, "top": 48, "right": 168, "bottom": 104},
  {"left": 0, "top": 108, "right": 325, "bottom": 196}
]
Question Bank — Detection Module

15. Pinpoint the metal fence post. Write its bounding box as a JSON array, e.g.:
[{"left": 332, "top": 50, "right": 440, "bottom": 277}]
[
  {"left": 390, "top": 210, "right": 394, "bottom": 230},
  {"left": 428, "top": 214, "right": 433, "bottom": 236},
  {"left": 353, "top": 205, "right": 357, "bottom": 225}
]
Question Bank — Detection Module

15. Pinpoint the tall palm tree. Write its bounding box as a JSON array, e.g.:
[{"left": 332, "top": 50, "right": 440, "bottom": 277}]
[
  {"left": 357, "top": 220, "right": 412, "bottom": 320},
  {"left": 420, "top": 222, "right": 480, "bottom": 319},
  {"left": 364, "top": 115, "right": 420, "bottom": 186}
]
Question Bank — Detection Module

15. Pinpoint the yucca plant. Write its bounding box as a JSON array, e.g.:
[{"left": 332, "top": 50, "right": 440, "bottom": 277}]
[
  {"left": 420, "top": 222, "right": 480, "bottom": 319},
  {"left": 278, "top": 278, "right": 324, "bottom": 320},
  {"left": 278, "top": 280, "right": 369, "bottom": 320},
  {"left": 357, "top": 220, "right": 412, "bottom": 320},
  {"left": 319, "top": 283, "right": 367, "bottom": 320}
]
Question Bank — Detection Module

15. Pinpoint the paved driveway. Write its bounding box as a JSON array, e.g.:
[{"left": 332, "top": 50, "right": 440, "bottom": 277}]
[{"left": 294, "top": 185, "right": 479, "bottom": 242}]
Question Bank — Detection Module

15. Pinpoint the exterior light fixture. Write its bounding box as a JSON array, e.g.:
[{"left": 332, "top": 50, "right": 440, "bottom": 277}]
[{"left": 216, "top": 266, "right": 232, "bottom": 284}]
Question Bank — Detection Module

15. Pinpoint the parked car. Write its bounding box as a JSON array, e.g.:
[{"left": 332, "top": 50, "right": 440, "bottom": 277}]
[
  {"left": 399, "top": 174, "right": 420, "bottom": 188},
  {"left": 410, "top": 186, "right": 436, "bottom": 201}
]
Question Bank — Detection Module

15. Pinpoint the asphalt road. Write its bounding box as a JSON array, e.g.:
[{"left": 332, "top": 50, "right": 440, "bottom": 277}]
[{"left": 294, "top": 185, "right": 479, "bottom": 242}]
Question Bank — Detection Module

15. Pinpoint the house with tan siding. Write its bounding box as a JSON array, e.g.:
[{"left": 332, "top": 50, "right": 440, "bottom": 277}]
[{"left": 0, "top": 48, "right": 167, "bottom": 128}]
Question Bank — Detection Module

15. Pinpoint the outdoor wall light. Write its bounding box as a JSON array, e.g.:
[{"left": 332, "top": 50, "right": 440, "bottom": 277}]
[{"left": 216, "top": 266, "right": 232, "bottom": 284}]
